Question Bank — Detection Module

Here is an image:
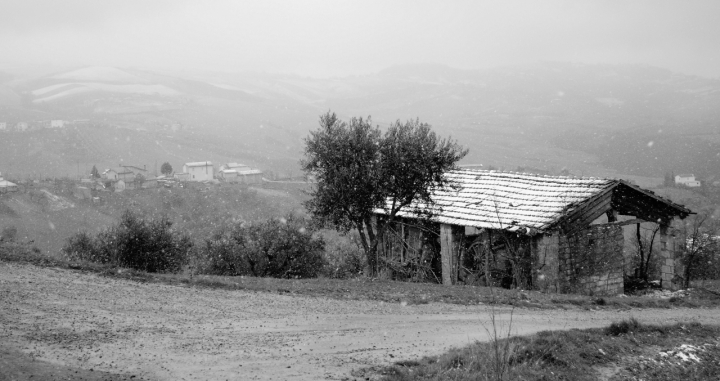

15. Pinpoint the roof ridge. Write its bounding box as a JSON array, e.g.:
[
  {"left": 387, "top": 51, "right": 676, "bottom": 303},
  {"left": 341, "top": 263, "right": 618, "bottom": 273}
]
[{"left": 452, "top": 168, "right": 609, "bottom": 181}]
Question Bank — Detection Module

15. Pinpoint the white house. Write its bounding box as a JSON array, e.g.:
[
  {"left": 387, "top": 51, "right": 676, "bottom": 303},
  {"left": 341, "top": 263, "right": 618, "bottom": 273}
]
[
  {"left": 218, "top": 169, "right": 239, "bottom": 182},
  {"left": 50, "top": 120, "right": 65, "bottom": 129},
  {"left": 0, "top": 122, "right": 6, "bottom": 131},
  {"left": 675, "top": 174, "right": 701, "bottom": 188},
  {"left": 183, "top": 161, "right": 214, "bottom": 182},
  {"left": 15, "top": 122, "right": 28, "bottom": 132}
]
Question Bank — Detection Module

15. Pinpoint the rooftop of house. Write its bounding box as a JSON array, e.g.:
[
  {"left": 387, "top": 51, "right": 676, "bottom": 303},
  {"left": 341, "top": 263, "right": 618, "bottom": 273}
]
[
  {"left": 185, "top": 161, "right": 213, "bottom": 167},
  {"left": 224, "top": 162, "right": 249, "bottom": 168},
  {"left": 120, "top": 165, "right": 147, "bottom": 172},
  {"left": 379, "top": 169, "right": 691, "bottom": 234}
]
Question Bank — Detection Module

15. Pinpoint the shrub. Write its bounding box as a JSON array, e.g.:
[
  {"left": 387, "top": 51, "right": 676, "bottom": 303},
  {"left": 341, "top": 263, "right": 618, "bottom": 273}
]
[
  {"left": 199, "top": 214, "right": 326, "bottom": 278},
  {"left": 62, "top": 231, "right": 97, "bottom": 261},
  {"left": 63, "top": 210, "right": 192, "bottom": 273},
  {"left": 320, "top": 230, "right": 365, "bottom": 279}
]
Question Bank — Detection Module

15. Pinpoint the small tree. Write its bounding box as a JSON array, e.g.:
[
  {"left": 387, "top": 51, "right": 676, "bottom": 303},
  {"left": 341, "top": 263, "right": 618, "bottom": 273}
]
[
  {"left": 161, "top": 162, "right": 173, "bottom": 175},
  {"left": 90, "top": 165, "right": 100, "bottom": 179},
  {"left": 302, "top": 111, "right": 467, "bottom": 276}
]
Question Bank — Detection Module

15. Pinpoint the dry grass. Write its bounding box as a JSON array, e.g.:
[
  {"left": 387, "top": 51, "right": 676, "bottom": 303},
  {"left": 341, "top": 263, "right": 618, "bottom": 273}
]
[{"left": 377, "top": 320, "right": 720, "bottom": 381}]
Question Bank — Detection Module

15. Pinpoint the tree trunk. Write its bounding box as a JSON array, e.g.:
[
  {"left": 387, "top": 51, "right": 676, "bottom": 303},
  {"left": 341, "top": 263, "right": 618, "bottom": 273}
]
[
  {"left": 354, "top": 221, "right": 375, "bottom": 277},
  {"left": 363, "top": 217, "right": 382, "bottom": 277},
  {"left": 684, "top": 253, "right": 694, "bottom": 289},
  {"left": 636, "top": 223, "right": 646, "bottom": 279}
]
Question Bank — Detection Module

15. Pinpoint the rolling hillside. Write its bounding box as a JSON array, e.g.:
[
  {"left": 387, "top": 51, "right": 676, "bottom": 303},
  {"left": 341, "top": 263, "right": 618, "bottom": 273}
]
[{"left": 1, "top": 63, "right": 720, "bottom": 183}]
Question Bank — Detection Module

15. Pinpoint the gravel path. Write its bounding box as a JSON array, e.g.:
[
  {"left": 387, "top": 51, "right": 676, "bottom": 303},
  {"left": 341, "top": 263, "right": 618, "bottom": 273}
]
[{"left": 1, "top": 262, "right": 718, "bottom": 380}]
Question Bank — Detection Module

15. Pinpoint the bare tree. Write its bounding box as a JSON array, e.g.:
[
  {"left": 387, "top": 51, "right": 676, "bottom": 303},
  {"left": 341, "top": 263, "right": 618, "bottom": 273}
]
[
  {"left": 633, "top": 223, "right": 660, "bottom": 281},
  {"left": 680, "top": 213, "right": 720, "bottom": 289}
]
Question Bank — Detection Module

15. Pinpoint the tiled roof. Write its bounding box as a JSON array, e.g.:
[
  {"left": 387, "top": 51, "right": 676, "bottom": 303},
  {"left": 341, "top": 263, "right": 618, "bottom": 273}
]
[{"left": 383, "top": 169, "right": 617, "bottom": 233}]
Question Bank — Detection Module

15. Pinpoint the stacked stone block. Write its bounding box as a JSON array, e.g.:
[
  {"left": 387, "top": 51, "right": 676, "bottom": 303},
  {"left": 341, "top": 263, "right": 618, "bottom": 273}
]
[
  {"left": 556, "top": 224, "right": 625, "bottom": 296},
  {"left": 659, "top": 226, "right": 679, "bottom": 290}
]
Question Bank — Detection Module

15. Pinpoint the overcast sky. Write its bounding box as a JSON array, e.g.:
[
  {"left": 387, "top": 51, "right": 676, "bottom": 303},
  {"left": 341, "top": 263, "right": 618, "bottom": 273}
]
[{"left": 1, "top": 0, "right": 719, "bottom": 78}]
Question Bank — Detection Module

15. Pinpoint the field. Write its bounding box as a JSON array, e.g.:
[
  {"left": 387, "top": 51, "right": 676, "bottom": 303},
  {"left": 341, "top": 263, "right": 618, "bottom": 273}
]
[{"left": 2, "top": 262, "right": 720, "bottom": 381}]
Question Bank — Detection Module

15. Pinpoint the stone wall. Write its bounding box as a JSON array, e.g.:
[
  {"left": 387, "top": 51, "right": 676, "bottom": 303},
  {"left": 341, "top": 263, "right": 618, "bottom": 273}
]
[
  {"left": 532, "top": 233, "right": 560, "bottom": 293},
  {"left": 557, "top": 224, "right": 625, "bottom": 296},
  {"left": 659, "top": 226, "right": 681, "bottom": 290}
]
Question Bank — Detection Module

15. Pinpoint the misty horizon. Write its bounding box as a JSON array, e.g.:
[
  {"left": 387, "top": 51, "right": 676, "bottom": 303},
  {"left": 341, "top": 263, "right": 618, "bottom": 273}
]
[{"left": 1, "top": 0, "right": 720, "bottom": 79}]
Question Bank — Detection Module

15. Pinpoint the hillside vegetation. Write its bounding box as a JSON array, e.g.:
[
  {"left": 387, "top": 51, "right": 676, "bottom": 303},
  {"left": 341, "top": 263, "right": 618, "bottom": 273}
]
[{"left": 0, "top": 184, "right": 308, "bottom": 256}]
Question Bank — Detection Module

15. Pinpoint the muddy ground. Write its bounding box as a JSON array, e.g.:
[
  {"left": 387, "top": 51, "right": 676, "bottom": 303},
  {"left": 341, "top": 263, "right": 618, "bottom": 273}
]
[{"left": 1, "top": 262, "right": 718, "bottom": 381}]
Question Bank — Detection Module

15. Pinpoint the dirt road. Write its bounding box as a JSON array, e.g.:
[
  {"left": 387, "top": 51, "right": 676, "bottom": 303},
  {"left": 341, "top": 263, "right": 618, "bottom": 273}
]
[{"left": 1, "top": 262, "right": 718, "bottom": 380}]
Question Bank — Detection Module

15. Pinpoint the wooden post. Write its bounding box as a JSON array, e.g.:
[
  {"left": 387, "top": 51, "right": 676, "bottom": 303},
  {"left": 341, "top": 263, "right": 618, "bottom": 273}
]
[
  {"left": 441, "top": 224, "right": 454, "bottom": 285},
  {"left": 440, "top": 224, "right": 463, "bottom": 285}
]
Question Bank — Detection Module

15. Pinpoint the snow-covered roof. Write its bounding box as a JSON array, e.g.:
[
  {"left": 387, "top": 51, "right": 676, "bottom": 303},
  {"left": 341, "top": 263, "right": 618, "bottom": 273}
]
[
  {"left": 380, "top": 169, "right": 690, "bottom": 234},
  {"left": 185, "top": 161, "right": 213, "bottom": 167},
  {"left": 0, "top": 179, "right": 17, "bottom": 188}
]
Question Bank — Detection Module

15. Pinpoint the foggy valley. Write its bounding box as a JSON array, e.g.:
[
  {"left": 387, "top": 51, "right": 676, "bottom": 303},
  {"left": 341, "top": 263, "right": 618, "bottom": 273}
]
[{"left": 2, "top": 1, "right": 720, "bottom": 381}]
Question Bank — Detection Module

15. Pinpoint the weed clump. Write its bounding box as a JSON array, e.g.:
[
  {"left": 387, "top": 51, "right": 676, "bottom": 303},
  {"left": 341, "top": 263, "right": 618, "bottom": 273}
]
[{"left": 605, "top": 317, "right": 641, "bottom": 336}]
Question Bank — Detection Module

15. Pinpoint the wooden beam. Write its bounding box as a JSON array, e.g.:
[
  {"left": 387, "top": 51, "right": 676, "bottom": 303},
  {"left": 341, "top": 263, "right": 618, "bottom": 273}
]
[{"left": 561, "top": 190, "right": 613, "bottom": 234}]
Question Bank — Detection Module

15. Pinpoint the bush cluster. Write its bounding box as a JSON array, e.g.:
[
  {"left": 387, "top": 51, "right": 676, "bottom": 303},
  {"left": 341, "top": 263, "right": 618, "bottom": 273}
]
[
  {"left": 198, "top": 214, "right": 326, "bottom": 278},
  {"left": 63, "top": 210, "right": 192, "bottom": 273}
]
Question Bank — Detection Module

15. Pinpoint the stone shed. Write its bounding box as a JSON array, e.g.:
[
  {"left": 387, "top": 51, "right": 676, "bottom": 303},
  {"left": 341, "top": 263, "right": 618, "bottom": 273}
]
[{"left": 375, "top": 170, "right": 692, "bottom": 295}]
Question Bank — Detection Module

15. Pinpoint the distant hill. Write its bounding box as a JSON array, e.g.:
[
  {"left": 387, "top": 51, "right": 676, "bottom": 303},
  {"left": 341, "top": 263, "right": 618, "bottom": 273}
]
[{"left": 1, "top": 63, "right": 720, "bottom": 182}]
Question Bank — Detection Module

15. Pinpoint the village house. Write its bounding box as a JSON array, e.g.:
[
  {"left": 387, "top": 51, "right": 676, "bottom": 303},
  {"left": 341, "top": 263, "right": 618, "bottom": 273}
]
[
  {"left": 375, "top": 170, "right": 692, "bottom": 296},
  {"left": 218, "top": 163, "right": 263, "bottom": 184},
  {"left": 674, "top": 174, "right": 701, "bottom": 187},
  {"left": 14, "top": 122, "right": 28, "bottom": 132},
  {"left": 0, "top": 122, "right": 6, "bottom": 131},
  {"left": 219, "top": 163, "right": 251, "bottom": 172},
  {"left": 49, "top": 120, "right": 65, "bottom": 129},
  {"left": 183, "top": 161, "right": 214, "bottom": 182}
]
